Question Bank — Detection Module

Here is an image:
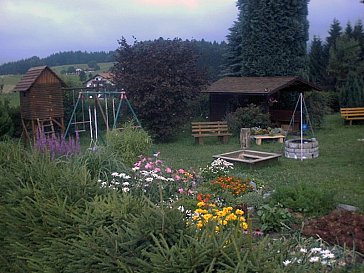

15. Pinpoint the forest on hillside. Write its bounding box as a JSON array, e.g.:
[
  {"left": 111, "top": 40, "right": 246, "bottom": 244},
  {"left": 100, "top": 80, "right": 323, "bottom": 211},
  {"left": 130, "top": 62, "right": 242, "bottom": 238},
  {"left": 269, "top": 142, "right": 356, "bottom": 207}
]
[{"left": 0, "top": 40, "right": 226, "bottom": 80}]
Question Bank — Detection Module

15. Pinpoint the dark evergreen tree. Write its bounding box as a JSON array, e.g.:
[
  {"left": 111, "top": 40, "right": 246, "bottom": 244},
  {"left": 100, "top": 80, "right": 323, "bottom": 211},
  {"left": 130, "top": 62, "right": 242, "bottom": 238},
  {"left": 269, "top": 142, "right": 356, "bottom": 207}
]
[
  {"left": 79, "top": 71, "right": 87, "bottom": 82},
  {"left": 328, "top": 35, "right": 362, "bottom": 88},
  {"left": 223, "top": 0, "right": 309, "bottom": 77},
  {"left": 353, "top": 21, "right": 364, "bottom": 60},
  {"left": 221, "top": 0, "right": 245, "bottom": 76},
  {"left": 325, "top": 19, "right": 343, "bottom": 52},
  {"left": 192, "top": 39, "right": 226, "bottom": 81},
  {"left": 345, "top": 22, "right": 353, "bottom": 37},
  {"left": 322, "top": 19, "right": 343, "bottom": 90},
  {"left": 339, "top": 71, "right": 364, "bottom": 107},
  {"left": 308, "top": 37, "right": 327, "bottom": 86}
]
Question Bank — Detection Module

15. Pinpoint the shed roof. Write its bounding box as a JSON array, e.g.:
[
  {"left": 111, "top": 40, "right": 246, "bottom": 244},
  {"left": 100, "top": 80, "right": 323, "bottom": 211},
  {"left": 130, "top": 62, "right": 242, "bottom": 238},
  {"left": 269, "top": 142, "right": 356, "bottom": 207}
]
[
  {"left": 204, "top": 76, "right": 321, "bottom": 95},
  {"left": 13, "top": 66, "right": 65, "bottom": 92}
]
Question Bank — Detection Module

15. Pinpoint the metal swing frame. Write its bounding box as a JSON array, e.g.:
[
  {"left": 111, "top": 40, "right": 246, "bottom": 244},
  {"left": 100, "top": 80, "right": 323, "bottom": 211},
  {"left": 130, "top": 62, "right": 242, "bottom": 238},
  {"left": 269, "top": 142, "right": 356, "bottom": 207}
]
[{"left": 64, "top": 89, "right": 141, "bottom": 139}]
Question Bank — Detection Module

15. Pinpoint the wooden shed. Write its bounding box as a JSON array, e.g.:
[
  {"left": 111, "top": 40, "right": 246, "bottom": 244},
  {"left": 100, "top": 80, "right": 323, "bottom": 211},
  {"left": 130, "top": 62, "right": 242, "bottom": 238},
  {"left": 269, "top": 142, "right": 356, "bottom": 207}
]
[
  {"left": 13, "top": 66, "right": 66, "bottom": 141},
  {"left": 204, "top": 76, "right": 321, "bottom": 128}
]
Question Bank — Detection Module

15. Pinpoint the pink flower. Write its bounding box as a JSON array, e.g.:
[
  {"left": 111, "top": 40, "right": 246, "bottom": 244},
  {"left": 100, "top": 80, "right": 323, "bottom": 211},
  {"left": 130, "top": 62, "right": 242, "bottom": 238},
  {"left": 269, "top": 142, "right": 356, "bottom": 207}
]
[
  {"left": 134, "top": 161, "right": 141, "bottom": 167},
  {"left": 188, "top": 189, "right": 193, "bottom": 195},
  {"left": 165, "top": 167, "right": 172, "bottom": 173},
  {"left": 145, "top": 163, "right": 153, "bottom": 169},
  {"left": 178, "top": 188, "right": 184, "bottom": 193},
  {"left": 154, "top": 167, "right": 161, "bottom": 173},
  {"left": 178, "top": 169, "right": 185, "bottom": 174},
  {"left": 175, "top": 175, "right": 181, "bottom": 181}
]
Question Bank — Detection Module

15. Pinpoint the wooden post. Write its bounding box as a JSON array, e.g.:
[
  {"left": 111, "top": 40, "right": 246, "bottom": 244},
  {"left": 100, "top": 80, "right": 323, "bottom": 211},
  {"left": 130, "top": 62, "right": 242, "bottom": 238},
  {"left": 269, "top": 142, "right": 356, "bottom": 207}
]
[{"left": 240, "top": 128, "right": 251, "bottom": 149}]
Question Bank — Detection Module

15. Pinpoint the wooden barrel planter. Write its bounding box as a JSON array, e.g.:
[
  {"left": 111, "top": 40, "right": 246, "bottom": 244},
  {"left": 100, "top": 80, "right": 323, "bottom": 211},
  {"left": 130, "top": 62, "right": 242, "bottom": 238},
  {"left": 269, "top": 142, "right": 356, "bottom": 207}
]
[{"left": 284, "top": 138, "right": 319, "bottom": 159}]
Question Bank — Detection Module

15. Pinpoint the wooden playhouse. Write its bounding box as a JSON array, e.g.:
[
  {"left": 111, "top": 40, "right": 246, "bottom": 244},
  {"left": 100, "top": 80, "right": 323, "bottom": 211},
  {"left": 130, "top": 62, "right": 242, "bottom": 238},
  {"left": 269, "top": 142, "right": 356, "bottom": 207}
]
[{"left": 13, "top": 66, "right": 66, "bottom": 141}]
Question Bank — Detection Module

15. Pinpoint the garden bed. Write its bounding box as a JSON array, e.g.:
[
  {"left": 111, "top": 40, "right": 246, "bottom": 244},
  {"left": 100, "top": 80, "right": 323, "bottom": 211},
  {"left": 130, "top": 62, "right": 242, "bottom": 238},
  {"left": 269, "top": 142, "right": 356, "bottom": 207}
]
[{"left": 302, "top": 208, "right": 364, "bottom": 255}]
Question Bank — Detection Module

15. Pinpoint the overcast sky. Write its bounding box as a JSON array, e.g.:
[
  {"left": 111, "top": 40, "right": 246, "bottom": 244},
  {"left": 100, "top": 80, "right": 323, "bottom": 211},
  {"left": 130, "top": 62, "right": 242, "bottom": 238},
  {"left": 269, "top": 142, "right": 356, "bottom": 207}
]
[{"left": 0, "top": 0, "right": 363, "bottom": 65}]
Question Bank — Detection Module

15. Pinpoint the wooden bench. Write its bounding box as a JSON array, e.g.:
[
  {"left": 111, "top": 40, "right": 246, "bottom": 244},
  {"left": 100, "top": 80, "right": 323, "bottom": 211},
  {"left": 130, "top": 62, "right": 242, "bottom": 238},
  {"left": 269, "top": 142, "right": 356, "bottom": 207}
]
[
  {"left": 191, "top": 121, "right": 232, "bottom": 145},
  {"left": 252, "top": 135, "right": 285, "bottom": 145},
  {"left": 340, "top": 107, "right": 364, "bottom": 125}
]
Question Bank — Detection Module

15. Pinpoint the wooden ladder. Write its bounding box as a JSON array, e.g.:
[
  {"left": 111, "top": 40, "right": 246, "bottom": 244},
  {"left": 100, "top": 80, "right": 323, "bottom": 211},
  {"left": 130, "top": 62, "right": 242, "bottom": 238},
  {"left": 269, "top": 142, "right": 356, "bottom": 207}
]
[{"left": 37, "top": 118, "right": 55, "bottom": 136}]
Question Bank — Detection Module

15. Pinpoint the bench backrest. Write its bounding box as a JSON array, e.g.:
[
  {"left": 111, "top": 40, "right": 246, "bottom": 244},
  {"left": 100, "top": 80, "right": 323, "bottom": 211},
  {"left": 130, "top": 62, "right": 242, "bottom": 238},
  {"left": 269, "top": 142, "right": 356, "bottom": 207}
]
[
  {"left": 340, "top": 107, "right": 364, "bottom": 117},
  {"left": 191, "top": 121, "right": 229, "bottom": 134}
]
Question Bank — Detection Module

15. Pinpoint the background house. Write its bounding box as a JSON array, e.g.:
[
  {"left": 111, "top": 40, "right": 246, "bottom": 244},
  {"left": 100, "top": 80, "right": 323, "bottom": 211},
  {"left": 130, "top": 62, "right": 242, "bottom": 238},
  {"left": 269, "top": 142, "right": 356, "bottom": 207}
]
[{"left": 84, "top": 72, "right": 115, "bottom": 88}]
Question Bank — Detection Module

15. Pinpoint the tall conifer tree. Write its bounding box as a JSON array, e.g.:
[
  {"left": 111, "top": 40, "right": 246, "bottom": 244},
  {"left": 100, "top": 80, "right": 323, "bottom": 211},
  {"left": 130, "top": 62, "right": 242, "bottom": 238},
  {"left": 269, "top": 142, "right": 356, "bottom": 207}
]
[
  {"left": 223, "top": 0, "right": 309, "bottom": 77},
  {"left": 308, "top": 37, "right": 327, "bottom": 86}
]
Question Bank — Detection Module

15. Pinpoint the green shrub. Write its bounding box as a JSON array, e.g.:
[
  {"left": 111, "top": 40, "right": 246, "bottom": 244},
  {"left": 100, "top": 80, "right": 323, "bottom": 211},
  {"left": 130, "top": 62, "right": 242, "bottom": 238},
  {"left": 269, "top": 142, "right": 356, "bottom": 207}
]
[
  {"left": 226, "top": 104, "right": 271, "bottom": 135},
  {"left": 235, "top": 191, "right": 266, "bottom": 209},
  {"left": 0, "top": 99, "right": 14, "bottom": 139},
  {"left": 271, "top": 182, "right": 336, "bottom": 216},
  {"left": 106, "top": 122, "right": 152, "bottom": 166},
  {"left": 73, "top": 146, "right": 126, "bottom": 180},
  {"left": 257, "top": 203, "right": 293, "bottom": 232},
  {"left": 304, "top": 91, "right": 330, "bottom": 128}
]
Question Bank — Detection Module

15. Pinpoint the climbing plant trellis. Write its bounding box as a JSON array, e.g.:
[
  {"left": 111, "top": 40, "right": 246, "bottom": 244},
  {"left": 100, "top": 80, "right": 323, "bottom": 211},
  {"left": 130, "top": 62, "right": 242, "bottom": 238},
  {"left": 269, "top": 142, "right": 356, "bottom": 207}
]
[{"left": 64, "top": 89, "right": 141, "bottom": 146}]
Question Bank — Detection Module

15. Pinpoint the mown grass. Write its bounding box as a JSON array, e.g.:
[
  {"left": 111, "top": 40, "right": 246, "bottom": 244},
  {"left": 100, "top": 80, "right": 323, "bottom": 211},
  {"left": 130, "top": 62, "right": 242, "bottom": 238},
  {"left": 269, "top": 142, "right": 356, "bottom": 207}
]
[
  {"left": 51, "top": 62, "right": 114, "bottom": 74},
  {"left": 0, "top": 74, "right": 22, "bottom": 93},
  {"left": 155, "top": 114, "right": 364, "bottom": 210},
  {"left": 0, "top": 62, "right": 115, "bottom": 94}
]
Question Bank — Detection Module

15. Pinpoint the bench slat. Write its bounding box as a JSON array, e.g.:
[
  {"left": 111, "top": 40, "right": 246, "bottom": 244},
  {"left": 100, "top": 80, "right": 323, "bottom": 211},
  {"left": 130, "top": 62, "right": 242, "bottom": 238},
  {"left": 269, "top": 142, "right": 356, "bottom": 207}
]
[{"left": 191, "top": 121, "right": 231, "bottom": 144}]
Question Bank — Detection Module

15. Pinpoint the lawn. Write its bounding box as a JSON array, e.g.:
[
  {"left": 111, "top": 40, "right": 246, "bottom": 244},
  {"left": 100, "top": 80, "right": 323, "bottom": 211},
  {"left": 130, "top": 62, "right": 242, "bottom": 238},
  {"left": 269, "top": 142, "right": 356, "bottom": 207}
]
[
  {"left": 51, "top": 62, "right": 114, "bottom": 74},
  {"left": 0, "top": 74, "right": 22, "bottom": 93},
  {"left": 155, "top": 114, "right": 364, "bottom": 210},
  {"left": 1, "top": 113, "right": 364, "bottom": 272}
]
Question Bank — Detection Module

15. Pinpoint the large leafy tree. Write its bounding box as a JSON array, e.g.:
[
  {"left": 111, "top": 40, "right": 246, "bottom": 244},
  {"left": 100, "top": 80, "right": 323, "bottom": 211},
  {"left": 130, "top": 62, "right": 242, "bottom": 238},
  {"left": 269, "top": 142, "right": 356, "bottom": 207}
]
[
  {"left": 113, "top": 38, "right": 207, "bottom": 141},
  {"left": 223, "top": 0, "right": 309, "bottom": 77}
]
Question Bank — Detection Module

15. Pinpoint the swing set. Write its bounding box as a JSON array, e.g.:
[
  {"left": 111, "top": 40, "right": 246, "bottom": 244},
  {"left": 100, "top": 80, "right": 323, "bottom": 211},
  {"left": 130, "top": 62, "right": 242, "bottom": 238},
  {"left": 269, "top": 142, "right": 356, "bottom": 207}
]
[{"left": 64, "top": 89, "right": 141, "bottom": 148}]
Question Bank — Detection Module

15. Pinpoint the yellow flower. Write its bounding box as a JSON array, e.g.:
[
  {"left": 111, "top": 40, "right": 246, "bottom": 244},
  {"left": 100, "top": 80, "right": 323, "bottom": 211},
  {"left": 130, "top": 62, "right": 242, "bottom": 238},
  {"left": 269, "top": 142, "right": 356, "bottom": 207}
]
[
  {"left": 195, "top": 208, "right": 208, "bottom": 214},
  {"left": 216, "top": 210, "right": 226, "bottom": 217},
  {"left": 239, "top": 216, "right": 246, "bottom": 222},
  {"left": 222, "top": 220, "right": 228, "bottom": 225},
  {"left": 225, "top": 213, "right": 237, "bottom": 221},
  {"left": 192, "top": 215, "right": 200, "bottom": 221},
  {"left": 215, "top": 226, "right": 220, "bottom": 232},
  {"left": 226, "top": 206, "right": 233, "bottom": 211},
  {"left": 235, "top": 209, "right": 244, "bottom": 215},
  {"left": 197, "top": 201, "right": 205, "bottom": 207},
  {"left": 241, "top": 222, "right": 248, "bottom": 230},
  {"left": 202, "top": 213, "right": 213, "bottom": 222},
  {"left": 208, "top": 203, "right": 216, "bottom": 208},
  {"left": 196, "top": 220, "right": 204, "bottom": 229}
]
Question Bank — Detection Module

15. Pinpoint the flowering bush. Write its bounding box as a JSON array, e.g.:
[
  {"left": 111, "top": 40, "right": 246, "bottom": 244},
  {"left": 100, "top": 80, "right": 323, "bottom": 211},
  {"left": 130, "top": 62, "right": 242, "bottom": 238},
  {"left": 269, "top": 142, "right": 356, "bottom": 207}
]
[
  {"left": 251, "top": 127, "right": 285, "bottom": 136},
  {"left": 190, "top": 197, "right": 248, "bottom": 232},
  {"left": 211, "top": 176, "right": 253, "bottom": 196},
  {"left": 34, "top": 131, "right": 80, "bottom": 160},
  {"left": 199, "top": 158, "right": 233, "bottom": 182},
  {"left": 100, "top": 152, "right": 198, "bottom": 203}
]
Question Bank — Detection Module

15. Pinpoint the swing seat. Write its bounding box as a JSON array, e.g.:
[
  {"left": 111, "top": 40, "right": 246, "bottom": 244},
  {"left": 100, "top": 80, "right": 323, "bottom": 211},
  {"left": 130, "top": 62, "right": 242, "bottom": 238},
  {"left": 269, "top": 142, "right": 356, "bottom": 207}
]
[{"left": 71, "top": 121, "right": 91, "bottom": 125}]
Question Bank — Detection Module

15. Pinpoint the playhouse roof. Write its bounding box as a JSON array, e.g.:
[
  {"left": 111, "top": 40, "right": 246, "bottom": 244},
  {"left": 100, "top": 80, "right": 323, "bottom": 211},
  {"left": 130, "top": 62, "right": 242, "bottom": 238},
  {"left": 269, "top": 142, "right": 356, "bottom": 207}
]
[
  {"left": 13, "top": 66, "right": 65, "bottom": 92},
  {"left": 204, "top": 76, "right": 321, "bottom": 95}
]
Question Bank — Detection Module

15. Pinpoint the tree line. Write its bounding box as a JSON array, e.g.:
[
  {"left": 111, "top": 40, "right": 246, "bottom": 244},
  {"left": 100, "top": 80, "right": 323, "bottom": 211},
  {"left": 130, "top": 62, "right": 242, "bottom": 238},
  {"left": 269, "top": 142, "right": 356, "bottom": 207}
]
[
  {"left": 0, "top": 41, "right": 226, "bottom": 78},
  {"left": 308, "top": 19, "right": 364, "bottom": 107},
  {"left": 0, "top": 51, "right": 115, "bottom": 75}
]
